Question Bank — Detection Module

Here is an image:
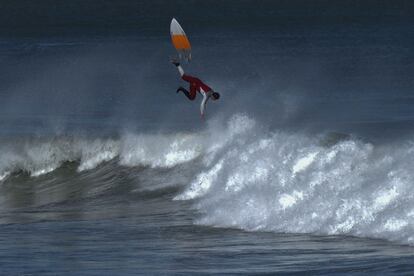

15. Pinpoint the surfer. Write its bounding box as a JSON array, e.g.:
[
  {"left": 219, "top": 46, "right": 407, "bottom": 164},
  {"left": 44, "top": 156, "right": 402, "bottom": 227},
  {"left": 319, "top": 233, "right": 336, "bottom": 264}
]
[{"left": 171, "top": 59, "right": 220, "bottom": 116}]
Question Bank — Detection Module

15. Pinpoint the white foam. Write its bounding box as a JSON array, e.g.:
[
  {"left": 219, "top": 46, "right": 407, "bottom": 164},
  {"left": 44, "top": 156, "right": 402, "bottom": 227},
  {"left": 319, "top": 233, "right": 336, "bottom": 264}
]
[
  {"left": 173, "top": 114, "right": 414, "bottom": 246},
  {"left": 77, "top": 139, "right": 119, "bottom": 171},
  {"left": 279, "top": 191, "right": 304, "bottom": 209},
  {"left": 119, "top": 133, "right": 201, "bottom": 168},
  {"left": 0, "top": 137, "right": 120, "bottom": 177},
  {"left": 292, "top": 152, "right": 318, "bottom": 175},
  {"left": 175, "top": 160, "right": 223, "bottom": 200},
  {"left": 0, "top": 171, "right": 10, "bottom": 182}
]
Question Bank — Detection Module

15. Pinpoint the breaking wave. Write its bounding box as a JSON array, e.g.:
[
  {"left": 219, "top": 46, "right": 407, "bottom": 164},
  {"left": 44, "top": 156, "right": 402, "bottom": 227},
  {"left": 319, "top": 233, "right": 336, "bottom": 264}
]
[
  {"left": 175, "top": 114, "right": 414, "bottom": 246},
  {"left": 1, "top": 114, "right": 414, "bottom": 245},
  {"left": 0, "top": 133, "right": 202, "bottom": 179}
]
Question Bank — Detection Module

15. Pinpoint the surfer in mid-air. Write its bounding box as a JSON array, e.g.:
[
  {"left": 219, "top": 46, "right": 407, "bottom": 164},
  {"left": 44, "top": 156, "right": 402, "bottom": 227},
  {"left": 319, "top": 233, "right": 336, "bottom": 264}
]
[
  {"left": 171, "top": 58, "right": 220, "bottom": 116},
  {"left": 169, "top": 18, "right": 220, "bottom": 116}
]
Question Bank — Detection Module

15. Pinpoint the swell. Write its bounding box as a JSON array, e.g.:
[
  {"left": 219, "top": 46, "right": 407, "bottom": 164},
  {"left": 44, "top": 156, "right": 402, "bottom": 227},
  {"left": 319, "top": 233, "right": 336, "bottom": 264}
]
[{"left": 0, "top": 133, "right": 200, "bottom": 212}]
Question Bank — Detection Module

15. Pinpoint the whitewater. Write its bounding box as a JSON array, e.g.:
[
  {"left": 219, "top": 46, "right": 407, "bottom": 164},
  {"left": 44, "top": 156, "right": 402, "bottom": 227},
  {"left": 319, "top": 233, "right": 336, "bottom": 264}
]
[{"left": 2, "top": 114, "right": 414, "bottom": 247}]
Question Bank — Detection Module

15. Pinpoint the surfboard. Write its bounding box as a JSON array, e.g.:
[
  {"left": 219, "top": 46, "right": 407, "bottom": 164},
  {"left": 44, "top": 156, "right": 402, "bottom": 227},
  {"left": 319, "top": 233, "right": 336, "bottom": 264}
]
[{"left": 170, "top": 18, "right": 192, "bottom": 61}]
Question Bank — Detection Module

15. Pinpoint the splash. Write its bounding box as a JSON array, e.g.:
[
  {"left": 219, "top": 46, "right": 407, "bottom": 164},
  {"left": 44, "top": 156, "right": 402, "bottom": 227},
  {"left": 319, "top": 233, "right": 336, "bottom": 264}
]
[{"left": 174, "top": 114, "right": 414, "bottom": 246}]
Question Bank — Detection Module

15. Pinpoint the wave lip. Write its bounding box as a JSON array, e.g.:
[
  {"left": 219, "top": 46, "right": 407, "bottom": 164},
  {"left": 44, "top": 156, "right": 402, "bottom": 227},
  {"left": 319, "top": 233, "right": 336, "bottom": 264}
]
[
  {"left": 0, "top": 131, "right": 204, "bottom": 181},
  {"left": 119, "top": 133, "right": 201, "bottom": 168},
  {"left": 0, "top": 138, "right": 120, "bottom": 180}
]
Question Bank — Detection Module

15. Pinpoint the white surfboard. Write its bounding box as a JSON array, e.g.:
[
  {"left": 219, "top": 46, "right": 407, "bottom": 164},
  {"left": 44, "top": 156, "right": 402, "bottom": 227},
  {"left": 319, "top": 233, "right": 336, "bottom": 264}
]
[{"left": 170, "top": 18, "right": 192, "bottom": 61}]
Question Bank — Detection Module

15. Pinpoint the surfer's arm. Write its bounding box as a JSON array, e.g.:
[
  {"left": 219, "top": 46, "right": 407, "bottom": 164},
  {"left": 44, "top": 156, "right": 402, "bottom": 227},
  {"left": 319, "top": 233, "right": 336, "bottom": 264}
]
[{"left": 200, "top": 91, "right": 209, "bottom": 117}]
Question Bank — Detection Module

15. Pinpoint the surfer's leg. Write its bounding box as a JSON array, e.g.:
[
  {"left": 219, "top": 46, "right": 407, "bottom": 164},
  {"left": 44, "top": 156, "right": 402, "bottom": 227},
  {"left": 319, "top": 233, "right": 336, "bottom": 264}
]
[
  {"left": 176, "top": 87, "right": 196, "bottom": 101},
  {"left": 181, "top": 74, "right": 198, "bottom": 83},
  {"left": 177, "top": 65, "right": 185, "bottom": 77},
  {"left": 189, "top": 85, "right": 197, "bottom": 100},
  {"left": 181, "top": 75, "right": 198, "bottom": 100}
]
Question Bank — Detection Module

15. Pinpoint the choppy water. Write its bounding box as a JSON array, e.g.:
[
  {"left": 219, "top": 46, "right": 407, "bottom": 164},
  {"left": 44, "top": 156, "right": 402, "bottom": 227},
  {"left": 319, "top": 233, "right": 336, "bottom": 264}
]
[{"left": 1, "top": 1, "right": 414, "bottom": 274}]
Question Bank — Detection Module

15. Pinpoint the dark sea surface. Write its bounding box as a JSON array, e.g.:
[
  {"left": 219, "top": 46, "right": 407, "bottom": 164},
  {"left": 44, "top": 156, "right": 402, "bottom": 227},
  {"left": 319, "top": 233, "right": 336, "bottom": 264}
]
[{"left": 1, "top": 1, "right": 414, "bottom": 274}]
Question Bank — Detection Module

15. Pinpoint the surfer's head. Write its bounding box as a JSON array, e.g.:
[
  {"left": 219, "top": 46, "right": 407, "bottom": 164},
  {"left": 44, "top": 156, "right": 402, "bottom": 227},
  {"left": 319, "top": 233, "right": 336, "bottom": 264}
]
[{"left": 212, "top": 92, "right": 220, "bottom": 100}]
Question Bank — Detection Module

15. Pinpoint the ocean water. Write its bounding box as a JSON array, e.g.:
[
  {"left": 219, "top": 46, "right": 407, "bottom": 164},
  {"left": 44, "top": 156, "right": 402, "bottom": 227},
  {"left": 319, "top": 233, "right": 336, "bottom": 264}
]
[{"left": 1, "top": 1, "right": 414, "bottom": 274}]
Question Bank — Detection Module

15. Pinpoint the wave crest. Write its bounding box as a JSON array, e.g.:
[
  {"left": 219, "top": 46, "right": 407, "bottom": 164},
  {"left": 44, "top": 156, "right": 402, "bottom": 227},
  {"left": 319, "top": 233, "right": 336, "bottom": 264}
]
[{"left": 2, "top": 114, "right": 414, "bottom": 246}]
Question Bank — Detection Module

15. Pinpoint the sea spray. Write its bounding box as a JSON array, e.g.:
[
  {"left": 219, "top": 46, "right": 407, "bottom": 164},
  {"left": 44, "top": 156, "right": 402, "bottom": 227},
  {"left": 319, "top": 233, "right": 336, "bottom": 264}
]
[{"left": 174, "top": 115, "right": 414, "bottom": 245}]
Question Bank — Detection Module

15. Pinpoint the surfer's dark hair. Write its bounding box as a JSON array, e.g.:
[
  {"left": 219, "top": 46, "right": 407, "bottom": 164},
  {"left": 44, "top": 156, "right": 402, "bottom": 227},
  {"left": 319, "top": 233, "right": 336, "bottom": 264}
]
[{"left": 212, "top": 92, "right": 220, "bottom": 100}]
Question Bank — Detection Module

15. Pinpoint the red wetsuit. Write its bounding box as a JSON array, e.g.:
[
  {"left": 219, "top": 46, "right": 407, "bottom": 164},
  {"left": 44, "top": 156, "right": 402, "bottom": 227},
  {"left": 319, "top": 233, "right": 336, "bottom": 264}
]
[{"left": 181, "top": 74, "right": 212, "bottom": 100}]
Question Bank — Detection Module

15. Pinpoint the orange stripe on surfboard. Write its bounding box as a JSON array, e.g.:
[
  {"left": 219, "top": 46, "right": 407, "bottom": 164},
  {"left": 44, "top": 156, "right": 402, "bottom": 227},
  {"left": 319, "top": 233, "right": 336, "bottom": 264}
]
[{"left": 171, "top": 34, "right": 191, "bottom": 50}]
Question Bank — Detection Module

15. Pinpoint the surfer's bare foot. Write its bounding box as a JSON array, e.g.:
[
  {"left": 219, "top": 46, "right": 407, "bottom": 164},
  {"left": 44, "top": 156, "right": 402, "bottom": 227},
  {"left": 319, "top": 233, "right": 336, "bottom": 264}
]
[{"left": 170, "top": 58, "right": 180, "bottom": 66}]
